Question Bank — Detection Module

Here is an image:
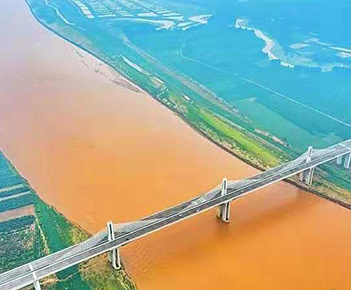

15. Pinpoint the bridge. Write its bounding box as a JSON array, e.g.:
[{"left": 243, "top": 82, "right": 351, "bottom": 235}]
[{"left": 1, "top": 140, "right": 351, "bottom": 290}]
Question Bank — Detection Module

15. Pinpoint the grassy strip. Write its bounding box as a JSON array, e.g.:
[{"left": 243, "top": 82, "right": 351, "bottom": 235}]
[
  {"left": 194, "top": 109, "right": 279, "bottom": 167},
  {"left": 34, "top": 196, "right": 136, "bottom": 290},
  {"left": 163, "top": 90, "right": 283, "bottom": 168},
  {"left": 80, "top": 254, "right": 136, "bottom": 290},
  {"left": 159, "top": 91, "right": 351, "bottom": 207}
]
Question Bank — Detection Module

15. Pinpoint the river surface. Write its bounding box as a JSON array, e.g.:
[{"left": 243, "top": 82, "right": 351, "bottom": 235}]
[{"left": 1, "top": 1, "right": 351, "bottom": 289}]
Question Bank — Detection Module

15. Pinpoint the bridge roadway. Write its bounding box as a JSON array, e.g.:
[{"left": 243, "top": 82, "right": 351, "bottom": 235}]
[{"left": 1, "top": 139, "right": 351, "bottom": 290}]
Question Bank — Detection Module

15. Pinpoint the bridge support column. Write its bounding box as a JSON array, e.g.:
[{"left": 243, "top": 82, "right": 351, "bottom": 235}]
[
  {"left": 344, "top": 153, "right": 351, "bottom": 169},
  {"left": 29, "top": 264, "right": 41, "bottom": 290},
  {"left": 107, "top": 221, "right": 121, "bottom": 270},
  {"left": 336, "top": 155, "right": 343, "bottom": 165},
  {"left": 299, "top": 171, "right": 305, "bottom": 182},
  {"left": 217, "top": 178, "right": 230, "bottom": 223},
  {"left": 299, "top": 146, "right": 315, "bottom": 185},
  {"left": 33, "top": 280, "right": 41, "bottom": 290},
  {"left": 299, "top": 167, "right": 315, "bottom": 186},
  {"left": 305, "top": 167, "right": 315, "bottom": 186}
]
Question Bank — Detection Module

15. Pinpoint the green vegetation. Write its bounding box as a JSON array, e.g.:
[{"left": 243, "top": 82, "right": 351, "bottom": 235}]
[
  {"left": 0, "top": 185, "right": 30, "bottom": 198},
  {"left": 80, "top": 255, "right": 136, "bottom": 290},
  {"left": 0, "top": 193, "right": 35, "bottom": 213},
  {"left": 0, "top": 3, "right": 349, "bottom": 289},
  {"left": 33, "top": 196, "right": 91, "bottom": 290},
  {"left": 0, "top": 215, "right": 44, "bottom": 272},
  {"left": 0, "top": 215, "right": 35, "bottom": 232},
  {"left": 235, "top": 98, "right": 328, "bottom": 149},
  {"left": 162, "top": 90, "right": 285, "bottom": 168},
  {"left": 191, "top": 109, "right": 279, "bottom": 167}
]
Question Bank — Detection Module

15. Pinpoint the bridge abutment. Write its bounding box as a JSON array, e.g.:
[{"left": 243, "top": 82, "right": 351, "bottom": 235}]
[
  {"left": 217, "top": 178, "right": 230, "bottom": 223},
  {"left": 107, "top": 221, "right": 121, "bottom": 270}
]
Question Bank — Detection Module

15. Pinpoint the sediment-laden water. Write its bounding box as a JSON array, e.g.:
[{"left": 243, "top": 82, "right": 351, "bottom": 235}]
[{"left": 1, "top": 1, "right": 351, "bottom": 289}]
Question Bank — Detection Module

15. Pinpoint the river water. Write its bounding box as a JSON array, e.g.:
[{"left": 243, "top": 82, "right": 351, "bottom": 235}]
[{"left": 1, "top": 1, "right": 351, "bottom": 289}]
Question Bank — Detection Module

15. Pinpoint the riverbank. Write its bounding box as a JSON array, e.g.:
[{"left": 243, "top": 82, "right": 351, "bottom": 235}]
[
  {"left": 156, "top": 87, "right": 351, "bottom": 209},
  {"left": 2, "top": 0, "right": 351, "bottom": 289},
  {"left": 0, "top": 150, "right": 136, "bottom": 290},
  {"left": 25, "top": 0, "right": 351, "bottom": 209},
  {"left": 0, "top": 0, "right": 137, "bottom": 288}
]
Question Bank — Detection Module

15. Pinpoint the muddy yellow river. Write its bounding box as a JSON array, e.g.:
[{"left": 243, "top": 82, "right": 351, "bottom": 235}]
[{"left": 1, "top": 1, "right": 351, "bottom": 289}]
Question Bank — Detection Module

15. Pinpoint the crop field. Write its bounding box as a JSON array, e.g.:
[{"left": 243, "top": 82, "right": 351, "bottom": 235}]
[
  {"left": 0, "top": 152, "right": 35, "bottom": 216},
  {"left": 0, "top": 216, "right": 44, "bottom": 272},
  {"left": 0, "top": 151, "right": 44, "bottom": 272}
]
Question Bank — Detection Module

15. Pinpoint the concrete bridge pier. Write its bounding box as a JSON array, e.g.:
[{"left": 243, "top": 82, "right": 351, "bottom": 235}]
[
  {"left": 299, "top": 146, "right": 314, "bottom": 185},
  {"left": 344, "top": 153, "right": 351, "bottom": 169},
  {"left": 337, "top": 155, "right": 343, "bottom": 165},
  {"left": 29, "top": 264, "right": 41, "bottom": 290},
  {"left": 33, "top": 280, "right": 41, "bottom": 290},
  {"left": 217, "top": 178, "right": 230, "bottom": 223},
  {"left": 305, "top": 167, "right": 315, "bottom": 186},
  {"left": 299, "top": 168, "right": 315, "bottom": 186},
  {"left": 107, "top": 221, "right": 121, "bottom": 270}
]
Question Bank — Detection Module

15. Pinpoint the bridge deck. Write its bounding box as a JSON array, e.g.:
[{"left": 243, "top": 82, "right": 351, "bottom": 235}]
[{"left": 1, "top": 139, "right": 351, "bottom": 290}]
